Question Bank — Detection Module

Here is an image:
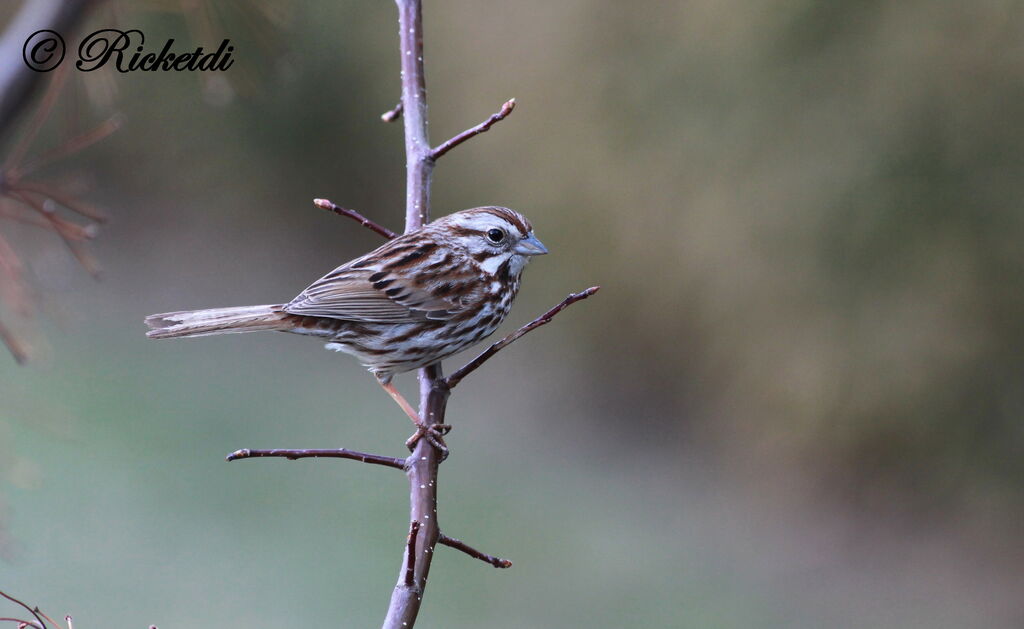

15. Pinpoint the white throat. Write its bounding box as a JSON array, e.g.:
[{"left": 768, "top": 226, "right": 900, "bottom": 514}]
[{"left": 479, "top": 252, "right": 512, "bottom": 276}]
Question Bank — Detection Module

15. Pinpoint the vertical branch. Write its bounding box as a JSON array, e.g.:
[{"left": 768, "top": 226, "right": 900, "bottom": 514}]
[
  {"left": 395, "top": 0, "right": 433, "bottom": 231},
  {"left": 383, "top": 1, "right": 446, "bottom": 628},
  {"left": 383, "top": 370, "right": 446, "bottom": 629}
]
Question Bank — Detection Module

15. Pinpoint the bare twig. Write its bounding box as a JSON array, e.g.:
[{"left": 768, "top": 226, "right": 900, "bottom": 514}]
[
  {"left": 0, "top": 617, "right": 42, "bottom": 628},
  {"left": 226, "top": 447, "right": 406, "bottom": 470},
  {"left": 0, "top": 320, "right": 28, "bottom": 364},
  {"left": 404, "top": 521, "right": 421, "bottom": 587},
  {"left": 446, "top": 286, "right": 601, "bottom": 389},
  {"left": 438, "top": 533, "right": 512, "bottom": 569},
  {"left": 2, "top": 65, "right": 71, "bottom": 174},
  {"left": 430, "top": 99, "right": 516, "bottom": 161},
  {"left": 34, "top": 610, "right": 60, "bottom": 629},
  {"left": 0, "top": 229, "right": 30, "bottom": 315},
  {"left": 313, "top": 198, "right": 397, "bottom": 240},
  {"left": 0, "top": 590, "right": 47, "bottom": 629},
  {"left": 381, "top": 102, "right": 403, "bottom": 122},
  {"left": 19, "top": 114, "right": 123, "bottom": 178},
  {"left": 3, "top": 194, "right": 96, "bottom": 241},
  {"left": 9, "top": 191, "right": 101, "bottom": 277},
  {"left": 10, "top": 181, "right": 109, "bottom": 223}
]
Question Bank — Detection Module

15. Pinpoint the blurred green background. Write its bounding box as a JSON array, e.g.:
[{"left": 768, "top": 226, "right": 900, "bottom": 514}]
[{"left": 2, "top": 1, "right": 1023, "bottom": 627}]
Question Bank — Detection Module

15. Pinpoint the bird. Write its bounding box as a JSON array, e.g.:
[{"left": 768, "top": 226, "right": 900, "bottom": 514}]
[{"left": 145, "top": 206, "right": 548, "bottom": 453}]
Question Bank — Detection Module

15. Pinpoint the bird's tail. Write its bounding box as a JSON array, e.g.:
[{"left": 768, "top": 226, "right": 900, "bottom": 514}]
[{"left": 145, "top": 304, "right": 290, "bottom": 339}]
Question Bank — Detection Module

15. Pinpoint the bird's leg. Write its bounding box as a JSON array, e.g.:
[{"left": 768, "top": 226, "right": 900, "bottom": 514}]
[{"left": 377, "top": 377, "right": 451, "bottom": 459}]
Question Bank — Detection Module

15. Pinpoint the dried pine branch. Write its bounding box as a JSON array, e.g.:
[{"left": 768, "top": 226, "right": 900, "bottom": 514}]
[{"left": 0, "top": 6, "right": 117, "bottom": 363}]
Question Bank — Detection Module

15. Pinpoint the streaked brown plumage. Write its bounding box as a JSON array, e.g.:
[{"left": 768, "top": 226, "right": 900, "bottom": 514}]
[{"left": 145, "top": 206, "right": 547, "bottom": 448}]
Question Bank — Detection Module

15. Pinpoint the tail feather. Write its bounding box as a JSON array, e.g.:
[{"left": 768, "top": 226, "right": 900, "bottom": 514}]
[{"left": 145, "top": 304, "right": 289, "bottom": 339}]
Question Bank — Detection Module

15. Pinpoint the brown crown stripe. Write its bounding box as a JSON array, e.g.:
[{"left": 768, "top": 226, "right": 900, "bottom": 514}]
[{"left": 472, "top": 206, "right": 531, "bottom": 234}]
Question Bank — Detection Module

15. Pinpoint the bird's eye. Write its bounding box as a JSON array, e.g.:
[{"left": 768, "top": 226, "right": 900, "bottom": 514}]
[{"left": 486, "top": 228, "right": 506, "bottom": 244}]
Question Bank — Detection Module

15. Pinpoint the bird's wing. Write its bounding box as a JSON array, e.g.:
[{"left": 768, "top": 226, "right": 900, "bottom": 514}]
[{"left": 283, "top": 244, "right": 478, "bottom": 323}]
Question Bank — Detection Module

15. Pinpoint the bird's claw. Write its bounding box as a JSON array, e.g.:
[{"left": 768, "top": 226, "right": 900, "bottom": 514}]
[{"left": 406, "top": 423, "right": 452, "bottom": 460}]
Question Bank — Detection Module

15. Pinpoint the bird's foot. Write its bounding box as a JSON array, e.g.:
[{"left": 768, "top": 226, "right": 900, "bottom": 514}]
[{"left": 406, "top": 423, "right": 452, "bottom": 460}]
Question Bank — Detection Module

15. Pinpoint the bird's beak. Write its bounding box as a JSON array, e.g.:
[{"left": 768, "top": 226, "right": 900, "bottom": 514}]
[{"left": 514, "top": 233, "right": 549, "bottom": 256}]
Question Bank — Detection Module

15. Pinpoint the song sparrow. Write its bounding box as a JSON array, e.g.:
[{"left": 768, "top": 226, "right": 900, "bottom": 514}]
[{"left": 145, "top": 206, "right": 547, "bottom": 452}]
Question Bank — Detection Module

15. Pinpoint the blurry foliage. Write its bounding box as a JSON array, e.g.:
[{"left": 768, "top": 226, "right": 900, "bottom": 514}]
[{"left": 564, "top": 0, "right": 1024, "bottom": 514}]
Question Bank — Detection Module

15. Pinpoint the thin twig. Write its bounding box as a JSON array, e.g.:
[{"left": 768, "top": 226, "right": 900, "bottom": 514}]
[
  {"left": 10, "top": 190, "right": 98, "bottom": 241},
  {"left": 0, "top": 591, "right": 47, "bottom": 629},
  {"left": 404, "top": 521, "right": 421, "bottom": 587},
  {"left": 0, "top": 320, "right": 28, "bottom": 365},
  {"left": 34, "top": 610, "right": 60, "bottom": 629},
  {"left": 226, "top": 447, "right": 406, "bottom": 470},
  {"left": 0, "top": 204, "right": 54, "bottom": 229},
  {"left": 381, "top": 101, "right": 403, "bottom": 122},
  {"left": 11, "top": 181, "right": 109, "bottom": 223},
  {"left": 1, "top": 57, "right": 70, "bottom": 171},
  {"left": 0, "top": 199, "right": 94, "bottom": 240},
  {"left": 0, "top": 229, "right": 30, "bottom": 315},
  {"left": 313, "top": 198, "right": 397, "bottom": 240},
  {"left": 430, "top": 99, "right": 515, "bottom": 161},
  {"left": 446, "top": 286, "right": 601, "bottom": 389},
  {"left": 10, "top": 191, "right": 101, "bottom": 277},
  {"left": 438, "top": 533, "right": 511, "bottom": 569},
  {"left": 0, "top": 617, "right": 42, "bottom": 628},
  {"left": 18, "top": 114, "right": 123, "bottom": 178}
]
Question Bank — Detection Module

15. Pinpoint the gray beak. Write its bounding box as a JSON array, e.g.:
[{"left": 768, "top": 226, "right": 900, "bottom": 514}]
[{"left": 514, "top": 233, "right": 549, "bottom": 256}]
